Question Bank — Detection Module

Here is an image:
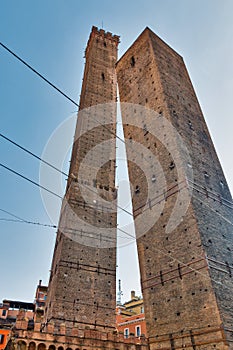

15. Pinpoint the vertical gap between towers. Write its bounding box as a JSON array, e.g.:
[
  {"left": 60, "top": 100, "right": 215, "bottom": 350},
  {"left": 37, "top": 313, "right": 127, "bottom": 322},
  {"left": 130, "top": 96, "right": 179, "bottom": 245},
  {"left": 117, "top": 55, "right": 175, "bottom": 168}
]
[{"left": 115, "top": 85, "right": 142, "bottom": 304}]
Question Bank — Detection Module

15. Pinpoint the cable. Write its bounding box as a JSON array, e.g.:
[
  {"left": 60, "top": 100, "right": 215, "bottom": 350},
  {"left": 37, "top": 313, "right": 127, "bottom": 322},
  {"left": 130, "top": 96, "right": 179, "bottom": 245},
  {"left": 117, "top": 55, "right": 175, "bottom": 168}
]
[
  {"left": 0, "top": 132, "right": 69, "bottom": 178},
  {"left": 0, "top": 162, "right": 136, "bottom": 240},
  {"left": 0, "top": 207, "right": 132, "bottom": 241},
  {"left": 192, "top": 193, "right": 233, "bottom": 228},
  {"left": 0, "top": 207, "right": 56, "bottom": 227},
  {"left": 0, "top": 217, "right": 57, "bottom": 228},
  {"left": 0, "top": 132, "right": 133, "bottom": 218},
  {"left": 0, "top": 42, "right": 127, "bottom": 144},
  {"left": 0, "top": 162, "right": 63, "bottom": 199},
  {"left": 0, "top": 42, "right": 79, "bottom": 108},
  {"left": 4, "top": 42, "right": 230, "bottom": 215},
  {"left": 2, "top": 43, "right": 233, "bottom": 275},
  {"left": 0, "top": 41, "right": 173, "bottom": 173}
]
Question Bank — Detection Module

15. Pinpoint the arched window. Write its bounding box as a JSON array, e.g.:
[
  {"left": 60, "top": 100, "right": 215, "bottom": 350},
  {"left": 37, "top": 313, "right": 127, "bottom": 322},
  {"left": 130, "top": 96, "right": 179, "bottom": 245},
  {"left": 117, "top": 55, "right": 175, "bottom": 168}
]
[
  {"left": 48, "top": 346, "right": 56, "bottom": 350},
  {"left": 28, "top": 342, "right": 36, "bottom": 350},
  {"left": 17, "top": 341, "right": 27, "bottom": 350},
  {"left": 38, "top": 343, "right": 46, "bottom": 350}
]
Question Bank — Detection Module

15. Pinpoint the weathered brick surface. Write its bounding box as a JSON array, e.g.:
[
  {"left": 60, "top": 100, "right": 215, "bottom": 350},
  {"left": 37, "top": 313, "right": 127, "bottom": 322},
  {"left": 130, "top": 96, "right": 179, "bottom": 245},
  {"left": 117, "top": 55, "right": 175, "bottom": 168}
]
[
  {"left": 116, "top": 27, "right": 233, "bottom": 349},
  {"left": 45, "top": 27, "right": 119, "bottom": 332},
  {"left": 12, "top": 326, "right": 148, "bottom": 350}
]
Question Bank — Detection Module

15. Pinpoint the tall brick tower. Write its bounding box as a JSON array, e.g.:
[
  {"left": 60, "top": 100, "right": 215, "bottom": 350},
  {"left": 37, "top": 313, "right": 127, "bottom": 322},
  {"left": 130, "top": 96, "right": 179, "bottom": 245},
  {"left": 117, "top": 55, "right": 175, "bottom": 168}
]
[
  {"left": 44, "top": 27, "right": 119, "bottom": 333},
  {"left": 116, "top": 28, "right": 233, "bottom": 348}
]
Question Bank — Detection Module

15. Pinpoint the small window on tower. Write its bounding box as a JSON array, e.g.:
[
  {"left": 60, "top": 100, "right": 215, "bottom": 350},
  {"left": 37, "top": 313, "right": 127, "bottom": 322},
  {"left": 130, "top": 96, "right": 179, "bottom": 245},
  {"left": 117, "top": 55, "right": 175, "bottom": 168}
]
[
  {"left": 101, "top": 73, "right": 105, "bottom": 81},
  {"left": 130, "top": 56, "right": 135, "bottom": 67}
]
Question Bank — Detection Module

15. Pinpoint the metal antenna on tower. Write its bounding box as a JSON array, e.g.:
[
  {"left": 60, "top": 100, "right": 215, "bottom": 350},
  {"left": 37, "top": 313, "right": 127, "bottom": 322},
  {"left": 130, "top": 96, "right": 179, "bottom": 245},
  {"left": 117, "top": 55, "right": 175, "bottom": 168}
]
[{"left": 117, "top": 279, "right": 123, "bottom": 305}]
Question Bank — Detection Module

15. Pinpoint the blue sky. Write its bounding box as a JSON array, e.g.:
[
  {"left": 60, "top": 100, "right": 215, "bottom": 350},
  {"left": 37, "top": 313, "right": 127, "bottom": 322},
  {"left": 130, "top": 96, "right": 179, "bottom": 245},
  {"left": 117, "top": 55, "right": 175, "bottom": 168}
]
[{"left": 0, "top": 0, "right": 233, "bottom": 303}]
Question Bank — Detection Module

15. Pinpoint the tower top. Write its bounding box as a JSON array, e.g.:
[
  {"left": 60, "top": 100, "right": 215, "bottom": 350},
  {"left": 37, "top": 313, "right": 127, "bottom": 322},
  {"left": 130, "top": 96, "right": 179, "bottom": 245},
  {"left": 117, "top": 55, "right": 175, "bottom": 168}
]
[
  {"left": 91, "top": 25, "right": 120, "bottom": 43},
  {"left": 85, "top": 26, "right": 120, "bottom": 58}
]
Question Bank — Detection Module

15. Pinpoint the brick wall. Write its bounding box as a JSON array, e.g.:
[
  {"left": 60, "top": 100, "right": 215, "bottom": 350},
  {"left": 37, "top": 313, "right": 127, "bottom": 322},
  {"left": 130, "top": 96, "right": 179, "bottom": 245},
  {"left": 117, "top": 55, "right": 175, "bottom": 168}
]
[
  {"left": 116, "top": 27, "right": 233, "bottom": 349},
  {"left": 45, "top": 27, "right": 119, "bottom": 333}
]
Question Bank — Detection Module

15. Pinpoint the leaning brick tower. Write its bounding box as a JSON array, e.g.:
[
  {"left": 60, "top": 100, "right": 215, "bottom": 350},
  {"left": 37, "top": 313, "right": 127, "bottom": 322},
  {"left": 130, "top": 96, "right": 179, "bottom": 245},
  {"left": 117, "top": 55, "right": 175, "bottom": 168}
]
[
  {"left": 117, "top": 28, "right": 233, "bottom": 349},
  {"left": 44, "top": 26, "right": 119, "bottom": 333}
]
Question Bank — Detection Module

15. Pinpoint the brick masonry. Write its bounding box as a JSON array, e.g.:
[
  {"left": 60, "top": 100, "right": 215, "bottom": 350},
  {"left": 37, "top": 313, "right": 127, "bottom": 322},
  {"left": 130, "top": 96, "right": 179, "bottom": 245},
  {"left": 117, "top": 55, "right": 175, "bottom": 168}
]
[
  {"left": 44, "top": 26, "right": 119, "bottom": 333},
  {"left": 116, "top": 27, "right": 233, "bottom": 349}
]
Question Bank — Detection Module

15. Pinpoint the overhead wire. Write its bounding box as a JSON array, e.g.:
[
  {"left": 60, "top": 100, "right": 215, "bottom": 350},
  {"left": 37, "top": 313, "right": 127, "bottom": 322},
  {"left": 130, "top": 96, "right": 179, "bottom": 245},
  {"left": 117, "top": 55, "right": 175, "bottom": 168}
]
[
  {"left": 0, "top": 41, "right": 174, "bottom": 174},
  {"left": 0, "top": 207, "right": 132, "bottom": 242},
  {"left": 1, "top": 136, "right": 233, "bottom": 258},
  {"left": 1, "top": 138, "right": 232, "bottom": 278},
  {"left": 0, "top": 207, "right": 56, "bottom": 228},
  {"left": 1, "top": 41, "right": 233, "bottom": 288},
  {"left": 0, "top": 162, "right": 63, "bottom": 199},
  {"left": 0, "top": 161, "right": 135, "bottom": 240},
  {"left": 0, "top": 41, "right": 126, "bottom": 144},
  {"left": 0, "top": 42, "right": 79, "bottom": 108},
  {"left": 0, "top": 132, "right": 133, "bottom": 217}
]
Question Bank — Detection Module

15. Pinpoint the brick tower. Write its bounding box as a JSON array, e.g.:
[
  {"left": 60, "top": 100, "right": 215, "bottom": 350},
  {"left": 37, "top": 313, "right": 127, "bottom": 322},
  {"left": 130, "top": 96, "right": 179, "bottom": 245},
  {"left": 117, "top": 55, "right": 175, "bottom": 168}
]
[
  {"left": 44, "top": 26, "right": 119, "bottom": 333},
  {"left": 116, "top": 28, "right": 233, "bottom": 348}
]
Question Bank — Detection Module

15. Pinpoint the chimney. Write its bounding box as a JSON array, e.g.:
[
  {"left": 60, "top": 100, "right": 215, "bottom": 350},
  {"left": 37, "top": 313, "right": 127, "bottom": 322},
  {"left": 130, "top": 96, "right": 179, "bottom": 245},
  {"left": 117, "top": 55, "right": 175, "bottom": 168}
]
[
  {"left": 131, "top": 290, "right": 135, "bottom": 300},
  {"left": 39, "top": 279, "right": 42, "bottom": 286}
]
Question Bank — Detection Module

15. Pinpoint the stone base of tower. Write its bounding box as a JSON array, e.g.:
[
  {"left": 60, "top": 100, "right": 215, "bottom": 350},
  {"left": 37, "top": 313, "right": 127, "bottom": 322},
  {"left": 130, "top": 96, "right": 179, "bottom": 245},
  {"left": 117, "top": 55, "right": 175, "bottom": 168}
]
[
  {"left": 6, "top": 324, "right": 232, "bottom": 350},
  {"left": 148, "top": 326, "right": 230, "bottom": 350},
  {"left": 6, "top": 319, "right": 149, "bottom": 350}
]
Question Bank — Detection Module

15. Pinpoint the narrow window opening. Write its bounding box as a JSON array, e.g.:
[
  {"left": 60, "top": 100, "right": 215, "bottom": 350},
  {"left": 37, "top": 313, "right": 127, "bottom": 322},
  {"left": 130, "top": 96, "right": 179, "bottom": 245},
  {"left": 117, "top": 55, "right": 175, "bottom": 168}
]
[
  {"left": 169, "top": 161, "right": 175, "bottom": 170},
  {"left": 188, "top": 121, "right": 194, "bottom": 130},
  {"left": 152, "top": 175, "right": 156, "bottom": 183},
  {"left": 130, "top": 56, "right": 135, "bottom": 67},
  {"left": 101, "top": 73, "right": 105, "bottom": 81}
]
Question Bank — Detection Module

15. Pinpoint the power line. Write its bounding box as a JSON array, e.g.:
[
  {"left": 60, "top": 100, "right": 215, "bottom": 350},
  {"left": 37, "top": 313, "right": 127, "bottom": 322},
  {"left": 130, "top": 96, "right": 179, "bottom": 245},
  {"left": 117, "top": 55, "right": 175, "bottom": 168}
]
[
  {"left": 0, "top": 161, "right": 135, "bottom": 240},
  {"left": 0, "top": 217, "right": 57, "bottom": 228},
  {"left": 0, "top": 132, "right": 68, "bottom": 178},
  {"left": 0, "top": 132, "right": 133, "bottom": 218},
  {"left": 0, "top": 207, "right": 56, "bottom": 228},
  {"left": 0, "top": 207, "right": 132, "bottom": 241},
  {"left": 2, "top": 42, "right": 233, "bottom": 283},
  {"left": 0, "top": 42, "right": 181, "bottom": 219},
  {"left": 0, "top": 42, "right": 79, "bottom": 108},
  {"left": 0, "top": 162, "right": 63, "bottom": 199},
  {"left": 0, "top": 41, "right": 127, "bottom": 144},
  {"left": 0, "top": 39, "right": 173, "bottom": 170}
]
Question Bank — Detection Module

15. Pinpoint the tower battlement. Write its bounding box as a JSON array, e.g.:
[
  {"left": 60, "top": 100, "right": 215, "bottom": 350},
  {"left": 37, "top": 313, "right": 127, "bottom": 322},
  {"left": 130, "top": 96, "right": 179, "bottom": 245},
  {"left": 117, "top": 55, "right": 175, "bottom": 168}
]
[
  {"left": 91, "top": 25, "right": 120, "bottom": 43},
  {"left": 85, "top": 26, "right": 120, "bottom": 58}
]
